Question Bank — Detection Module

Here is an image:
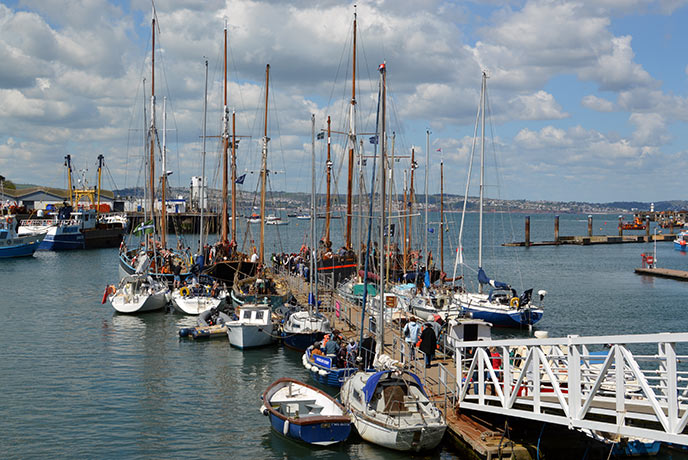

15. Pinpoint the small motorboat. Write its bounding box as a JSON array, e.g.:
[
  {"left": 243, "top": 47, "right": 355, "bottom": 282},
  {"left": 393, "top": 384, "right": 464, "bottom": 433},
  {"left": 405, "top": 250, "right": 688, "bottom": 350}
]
[
  {"left": 179, "top": 305, "right": 234, "bottom": 339},
  {"left": 282, "top": 308, "right": 331, "bottom": 352},
  {"left": 226, "top": 300, "right": 277, "bottom": 349},
  {"left": 674, "top": 230, "right": 688, "bottom": 251},
  {"left": 260, "top": 378, "right": 351, "bottom": 446},
  {"left": 169, "top": 278, "right": 227, "bottom": 315}
]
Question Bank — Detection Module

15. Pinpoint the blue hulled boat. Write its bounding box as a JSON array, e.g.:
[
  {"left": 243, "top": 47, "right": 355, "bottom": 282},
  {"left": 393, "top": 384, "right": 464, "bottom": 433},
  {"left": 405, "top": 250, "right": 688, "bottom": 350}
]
[
  {"left": 302, "top": 346, "right": 357, "bottom": 387},
  {"left": 260, "top": 378, "right": 351, "bottom": 446}
]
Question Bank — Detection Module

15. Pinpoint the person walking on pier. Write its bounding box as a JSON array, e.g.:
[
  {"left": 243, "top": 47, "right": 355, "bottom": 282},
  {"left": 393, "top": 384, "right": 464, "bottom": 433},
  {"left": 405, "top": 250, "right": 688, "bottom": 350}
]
[
  {"left": 418, "top": 323, "right": 437, "bottom": 368},
  {"left": 403, "top": 317, "right": 421, "bottom": 363}
]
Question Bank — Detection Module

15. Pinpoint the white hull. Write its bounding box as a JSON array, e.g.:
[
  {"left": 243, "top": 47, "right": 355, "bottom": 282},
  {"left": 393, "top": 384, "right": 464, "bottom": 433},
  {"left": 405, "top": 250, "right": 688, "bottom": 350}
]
[
  {"left": 110, "top": 290, "right": 168, "bottom": 314},
  {"left": 349, "top": 409, "right": 446, "bottom": 451},
  {"left": 169, "top": 291, "right": 224, "bottom": 315},
  {"left": 227, "top": 323, "right": 274, "bottom": 348}
]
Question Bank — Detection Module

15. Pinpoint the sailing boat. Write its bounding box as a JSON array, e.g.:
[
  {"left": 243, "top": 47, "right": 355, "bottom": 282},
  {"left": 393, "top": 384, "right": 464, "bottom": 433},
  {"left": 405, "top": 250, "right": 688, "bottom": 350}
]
[
  {"left": 231, "top": 64, "right": 291, "bottom": 308},
  {"left": 340, "top": 62, "right": 447, "bottom": 452},
  {"left": 451, "top": 72, "right": 545, "bottom": 328},
  {"left": 282, "top": 115, "right": 332, "bottom": 352},
  {"left": 202, "top": 23, "right": 258, "bottom": 286},
  {"left": 315, "top": 10, "right": 360, "bottom": 288}
]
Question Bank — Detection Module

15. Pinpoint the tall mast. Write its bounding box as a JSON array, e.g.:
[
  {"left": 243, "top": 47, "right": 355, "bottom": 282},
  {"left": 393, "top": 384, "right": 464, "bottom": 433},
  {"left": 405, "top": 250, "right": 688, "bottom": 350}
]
[
  {"left": 424, "top": 130, "right": 429, "bottom": 266},
  {"left": 149, "top": 7, "right": 156, "bottom": 232},
  {"left": 259, "top": 64, "right": 270, "bottom": 265},
  {"left": 356, "top": 139, "right": 364, "bottom": 274},
  {"left": 345, "top": 8, "right": 357, "bottom": 249},
  {"left": 221, "top": 23, "right": 229, "bottom": 243},
  {"left": 408, "top": 148, "right": 415, "bottom": 270},
  {"left": 161, "top": 97, "right": 167, "bottom": 247},
  {"left": 325, "top": 115, "right": 332, "bottom": 245},
  {"left": 231, "top": 111, "right": 237, "bottom": 242},
  {"left": 378, "top": 61, "right": 387, "bottom": 350},
  {"left": 310, "top": 114, "right": 317, "bottom": 310},
  {"left": 386, "top": 132, "right": 395, "bottom": 282},
  {"left": 478, "top": 71, "right": 486, "bottom": 292},
  {"left": 402, "top": 169, "right": 407, "bottom": 271},
  {"left": 199, "top": 59, "right": 208, "bottom": 253},
  {"left": 440, "top": 159, "right": 444, "bottom": 273}
]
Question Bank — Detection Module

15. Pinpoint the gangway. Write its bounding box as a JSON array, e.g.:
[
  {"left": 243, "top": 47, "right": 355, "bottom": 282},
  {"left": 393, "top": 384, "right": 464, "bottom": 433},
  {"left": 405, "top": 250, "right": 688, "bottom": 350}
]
[{"left": 453, "top": 332, "right": 688, "bottom": 445}]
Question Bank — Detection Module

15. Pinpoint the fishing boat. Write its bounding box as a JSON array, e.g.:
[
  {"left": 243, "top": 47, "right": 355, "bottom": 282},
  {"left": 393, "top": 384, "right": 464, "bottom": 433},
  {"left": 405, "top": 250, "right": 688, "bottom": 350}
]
[
  {"left": 106, "top": 274, "right": 168, "bottom": 314},
  {"left": 260, "top": 378, "right": 351, "bottom": 446},
  {"left": 265, "top": 215, "right": 289, "bottom": 225},
  {"left": 226, "top": 300, "right": 277, "bottom": 349},
  {"left": 621, "top": 216, "right": 647, "bottom": 231},
  {"left": 451, "top": 72, "right": 545, "bottom": 328},
  {"left": 674, "top": 230, "right": 687, "bottom": 251},
  {"left": 0, "top": 214, "right": 45, "bottom": 258}
]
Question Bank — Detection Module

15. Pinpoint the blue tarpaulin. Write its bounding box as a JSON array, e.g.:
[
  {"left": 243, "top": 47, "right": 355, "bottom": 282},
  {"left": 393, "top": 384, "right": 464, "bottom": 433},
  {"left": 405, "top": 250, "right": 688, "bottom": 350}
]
[{"left": 362, "top": 370, "right": 425, "bottom": 404}]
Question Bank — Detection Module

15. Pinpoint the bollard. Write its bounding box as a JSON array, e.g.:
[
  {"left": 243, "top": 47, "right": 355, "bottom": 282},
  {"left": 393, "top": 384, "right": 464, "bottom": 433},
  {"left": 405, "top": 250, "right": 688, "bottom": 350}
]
[
  {"left": 587, "top": 215, "right": 593, "bottom": 237},
  {"left": 554, "top": 215, "right": 560, "bottom": 243},
  {"left": 618, "top": 215, "right": 623, "bottom": 236},
  {"left": 525, "top": 216, "right": 530, "bottom": 247}
]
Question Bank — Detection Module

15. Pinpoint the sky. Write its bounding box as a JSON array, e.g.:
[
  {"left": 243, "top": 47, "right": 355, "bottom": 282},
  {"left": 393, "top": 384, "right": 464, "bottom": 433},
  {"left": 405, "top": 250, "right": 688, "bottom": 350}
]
[{"left": 1, "top": 0, "right": 688, "bottom": 203}]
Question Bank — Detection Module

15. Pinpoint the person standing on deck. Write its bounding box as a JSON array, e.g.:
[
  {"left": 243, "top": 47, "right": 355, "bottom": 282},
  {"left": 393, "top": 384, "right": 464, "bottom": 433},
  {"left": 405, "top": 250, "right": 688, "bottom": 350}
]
[{"left": 402, "top": 317, "right": 421, "bottom": 362}]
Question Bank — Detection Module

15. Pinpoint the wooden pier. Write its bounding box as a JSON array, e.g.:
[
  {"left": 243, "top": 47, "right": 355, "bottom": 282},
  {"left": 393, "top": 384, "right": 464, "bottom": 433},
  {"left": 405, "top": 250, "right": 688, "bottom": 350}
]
[
  {"left": 504, "top": 215, "right": 676, "bottom": 247},
  {"left": 278, "top": 271, "right": 534, "bottom": 459},
  {"left": 634, "top": 267, "right": 688, "bottom": 281}
]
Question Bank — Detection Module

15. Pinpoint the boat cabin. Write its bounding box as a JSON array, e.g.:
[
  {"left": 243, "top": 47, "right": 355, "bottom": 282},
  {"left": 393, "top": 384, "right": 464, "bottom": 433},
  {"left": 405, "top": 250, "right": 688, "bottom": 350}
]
[{"left": 445, "top": 319, "right": 492, "bottom": 352}]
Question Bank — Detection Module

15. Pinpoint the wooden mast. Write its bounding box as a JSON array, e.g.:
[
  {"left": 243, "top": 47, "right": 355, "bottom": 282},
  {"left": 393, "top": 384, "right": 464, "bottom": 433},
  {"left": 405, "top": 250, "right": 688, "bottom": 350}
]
[
  {"left": 378, "top": 61, "right": 387, "bottom": 346},
  {"left": 231, "top": 111, "right": 237, "bottom": 243},
  {"left": 221, "top": 23, "right": 229, "bottom": 243},
  {"left": 440, "top": 159, "right": 444, "bottom": 273},
  {"left": 97, "top": 154, "right": 103, "bottom": 210},
  {"left": 161, "top": 97, "right": 167, "bottom": 247},
  {"left": 325, "top": 115, "right": 332, "bottom": 245},
  {"left": 402, "top": 169, "right": 407, "bottom": 271},
  {"left": 345, "top": 9, "right": 357, "bottom": 249},
  {"left": 259, "top": 64, "right": 270, "bottom": 265},
  {"left": 149, "top": 8, "right": 156, "bottom": 244},
  {"left": 408, "top": 148, "right": 415, "bottom": 270}
]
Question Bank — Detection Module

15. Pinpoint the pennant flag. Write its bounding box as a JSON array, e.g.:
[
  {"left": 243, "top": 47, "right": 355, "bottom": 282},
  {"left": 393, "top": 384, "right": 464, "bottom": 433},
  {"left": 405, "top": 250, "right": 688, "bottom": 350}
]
[
  {"left": 428, "top": 227, "right": 434, "bottom": 233},
  {"left": 133, "top": 219, "right": 154, "bottom": 236},
  {"left": 378, "top": 62, "right": 386, "bottom": 72},
  {"left": 316, "top": 131, "right": 325, "bottom": 140},
  {"left": 235, "top": 174, "right": 246, "bottom": 184},
  {"left": 436, "top": 148, "right": 442, "bottom": 152},
  {"left": 369, "top": 135, "right": 378, "bottom": 144}
]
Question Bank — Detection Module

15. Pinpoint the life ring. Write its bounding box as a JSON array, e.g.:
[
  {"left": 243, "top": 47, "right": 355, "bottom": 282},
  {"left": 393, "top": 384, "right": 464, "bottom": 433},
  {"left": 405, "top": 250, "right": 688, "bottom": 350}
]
[
  {"left": 510, "top": 297, "right": 520, "bottom": 308},
  {"left": 179, "top": 286, "right": 190, "bottom": 297}
]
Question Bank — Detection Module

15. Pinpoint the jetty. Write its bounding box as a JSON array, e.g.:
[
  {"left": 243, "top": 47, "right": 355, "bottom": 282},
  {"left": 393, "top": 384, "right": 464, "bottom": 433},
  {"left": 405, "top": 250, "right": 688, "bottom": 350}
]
[
  {"left": 635, "top": 267, "right": 688, "bottom": 281},
  {"left": 504, "top": 215, "right": 676, "bottom": 247},
  {"left": 277, "top": 269, "right": 688, "bottom": 458}
]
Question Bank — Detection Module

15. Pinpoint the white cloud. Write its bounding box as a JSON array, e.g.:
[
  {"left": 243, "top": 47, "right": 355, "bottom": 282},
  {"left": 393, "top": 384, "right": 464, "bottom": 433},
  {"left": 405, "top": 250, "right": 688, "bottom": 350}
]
[
  {"left": 582, "top": 94, "right": 615, "bottom": 112},
  {"left": 509, "top": 91, "right": 569, "bottom": 120}
]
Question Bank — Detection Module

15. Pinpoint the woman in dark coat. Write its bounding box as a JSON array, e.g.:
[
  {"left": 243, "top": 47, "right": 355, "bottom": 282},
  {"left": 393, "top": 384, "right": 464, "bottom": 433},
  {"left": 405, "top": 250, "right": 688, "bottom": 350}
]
[{"left": 418, "top": 324, "right": 437, "bottom": 368}]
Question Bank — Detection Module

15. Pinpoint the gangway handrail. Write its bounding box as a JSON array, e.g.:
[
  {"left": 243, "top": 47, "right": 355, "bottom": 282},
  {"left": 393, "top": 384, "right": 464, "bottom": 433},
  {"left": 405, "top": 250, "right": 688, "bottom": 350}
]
[{"left": 453, "top": 332, "right": 688, "bottom": 446}]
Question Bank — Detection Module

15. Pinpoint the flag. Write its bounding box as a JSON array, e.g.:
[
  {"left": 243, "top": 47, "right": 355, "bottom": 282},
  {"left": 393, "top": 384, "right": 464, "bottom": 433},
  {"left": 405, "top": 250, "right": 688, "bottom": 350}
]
[
  {"left": 316, "top": 131, "right": 325, "bottom": 140},
  {"left": 235, "top": 174, "right": 246, "bottom": 184},
  {"left": 369, "top": 135, "right": 378, "bottom": 144},
  {"left": 133, "top": 219, "right": 154, "bottom": 236},
  {"left": 378, "top": 63, "right": 386, "bottom": 72},
  {"left": 436, "top": 148, "right": 442, "bottom": 152},
  {"left": 424, "top": 270, "right": 431, "bottom": 288},
  {"left": 428, "top": 227, "right": 434, "bottom": 233}
]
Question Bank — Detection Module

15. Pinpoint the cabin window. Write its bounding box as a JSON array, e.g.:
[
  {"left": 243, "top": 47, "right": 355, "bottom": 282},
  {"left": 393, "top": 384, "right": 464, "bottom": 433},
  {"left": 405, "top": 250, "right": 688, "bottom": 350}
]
[
  {"left": 353, "top": 389, "right": 362, "bottom": 403},
  {"left": 0, "top": 231, "right": 7, "bottom": 240},
  {"left": 242, "top": 311, "right": 251, "bottom": 320},
  {"left": 464, "top": 324, "right": 478, "bottom": 342},
  {"left": 255, "top": 311, "right": 264, "bottom": 320}
]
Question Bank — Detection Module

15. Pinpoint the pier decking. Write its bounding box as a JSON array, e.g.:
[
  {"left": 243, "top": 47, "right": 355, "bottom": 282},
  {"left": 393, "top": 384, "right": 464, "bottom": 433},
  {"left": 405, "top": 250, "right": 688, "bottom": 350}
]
[{"left": 634, "top": 267, "right": 688, "bottom": 281}]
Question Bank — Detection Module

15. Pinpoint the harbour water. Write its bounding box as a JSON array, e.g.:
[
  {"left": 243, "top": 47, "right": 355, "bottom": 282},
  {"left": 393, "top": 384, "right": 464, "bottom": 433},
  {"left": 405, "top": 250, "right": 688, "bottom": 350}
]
[{"left": 1, "top": 212, "right": 687, "bottom": 458}]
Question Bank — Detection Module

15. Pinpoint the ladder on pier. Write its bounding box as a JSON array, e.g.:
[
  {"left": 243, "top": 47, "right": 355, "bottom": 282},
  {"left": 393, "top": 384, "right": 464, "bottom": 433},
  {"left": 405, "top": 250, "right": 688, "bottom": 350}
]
[{"left": 452, "top": 332, "right": 688, "bottom": 446}]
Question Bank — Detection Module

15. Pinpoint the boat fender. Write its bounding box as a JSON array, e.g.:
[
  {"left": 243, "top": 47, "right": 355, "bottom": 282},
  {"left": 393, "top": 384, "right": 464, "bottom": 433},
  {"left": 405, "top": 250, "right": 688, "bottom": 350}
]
[
  {"left": 301, "top": 355, "right": 308, "bottom": 366},
  {"left": 260, "top": 404, "right": 269, "bottom": 416},
  {"left": 318, "top": 369, "right": 328, "bottom": 376},
  {"left": 283, "top": 420, "right": 289, "bottom": 436},
  {"left": 180, "top": 286, "right": 190, "bottom": 297},
  {"left": 510, "top": 297, "right": 520, "bottom": 308},
  {"left": 101, "top": 284, "right": 116, "bottom": 304},
  {"left": 179, "top": 328, "right": 191, "bottom": 338}
]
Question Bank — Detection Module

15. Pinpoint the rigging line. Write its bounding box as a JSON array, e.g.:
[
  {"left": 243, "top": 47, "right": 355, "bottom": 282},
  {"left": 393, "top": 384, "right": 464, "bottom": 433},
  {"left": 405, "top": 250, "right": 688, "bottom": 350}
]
[
  {"left": 325, "top": 18, "right": 354, "bottom": 111},
  {"left": 267, "top": 73, "right": 289, "bottom": 194}
]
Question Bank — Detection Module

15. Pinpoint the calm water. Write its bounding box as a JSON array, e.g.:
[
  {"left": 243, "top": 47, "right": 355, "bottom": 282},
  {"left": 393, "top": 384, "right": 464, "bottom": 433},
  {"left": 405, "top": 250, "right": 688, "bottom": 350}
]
[{"left": 1, "top": 213, "right": 687, "bottom": 458}]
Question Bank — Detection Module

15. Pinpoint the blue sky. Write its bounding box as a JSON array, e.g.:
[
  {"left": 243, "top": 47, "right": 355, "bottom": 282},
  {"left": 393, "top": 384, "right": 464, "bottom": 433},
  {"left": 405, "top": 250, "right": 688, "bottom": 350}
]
[{"left": 1, "top": 0, "right": 688, "bottom": 203}]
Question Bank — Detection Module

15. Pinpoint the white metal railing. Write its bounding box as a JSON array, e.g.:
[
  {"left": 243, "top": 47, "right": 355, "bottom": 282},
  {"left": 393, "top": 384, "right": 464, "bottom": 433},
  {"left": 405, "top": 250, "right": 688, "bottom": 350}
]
[{"left": 454, "top": 333, "right": 688, "bottom": 445}]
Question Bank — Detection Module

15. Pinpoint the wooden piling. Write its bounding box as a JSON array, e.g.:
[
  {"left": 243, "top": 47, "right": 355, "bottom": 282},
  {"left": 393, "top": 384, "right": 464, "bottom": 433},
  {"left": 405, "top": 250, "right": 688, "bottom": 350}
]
[
  {"left": 525, "top": 216, "right": 530, "bottom": 247},
  {"left": 618, "top": 215, "right": 623, "bottom": 236},
  {"left": 646, "top": 216, "right": 651, "bottom": 237},
  {"left": 587, "top": 215, "right": 593, "bottom": 237},
  {"left": 554, "top": 215, "right": 559, "bottom": 243}
]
